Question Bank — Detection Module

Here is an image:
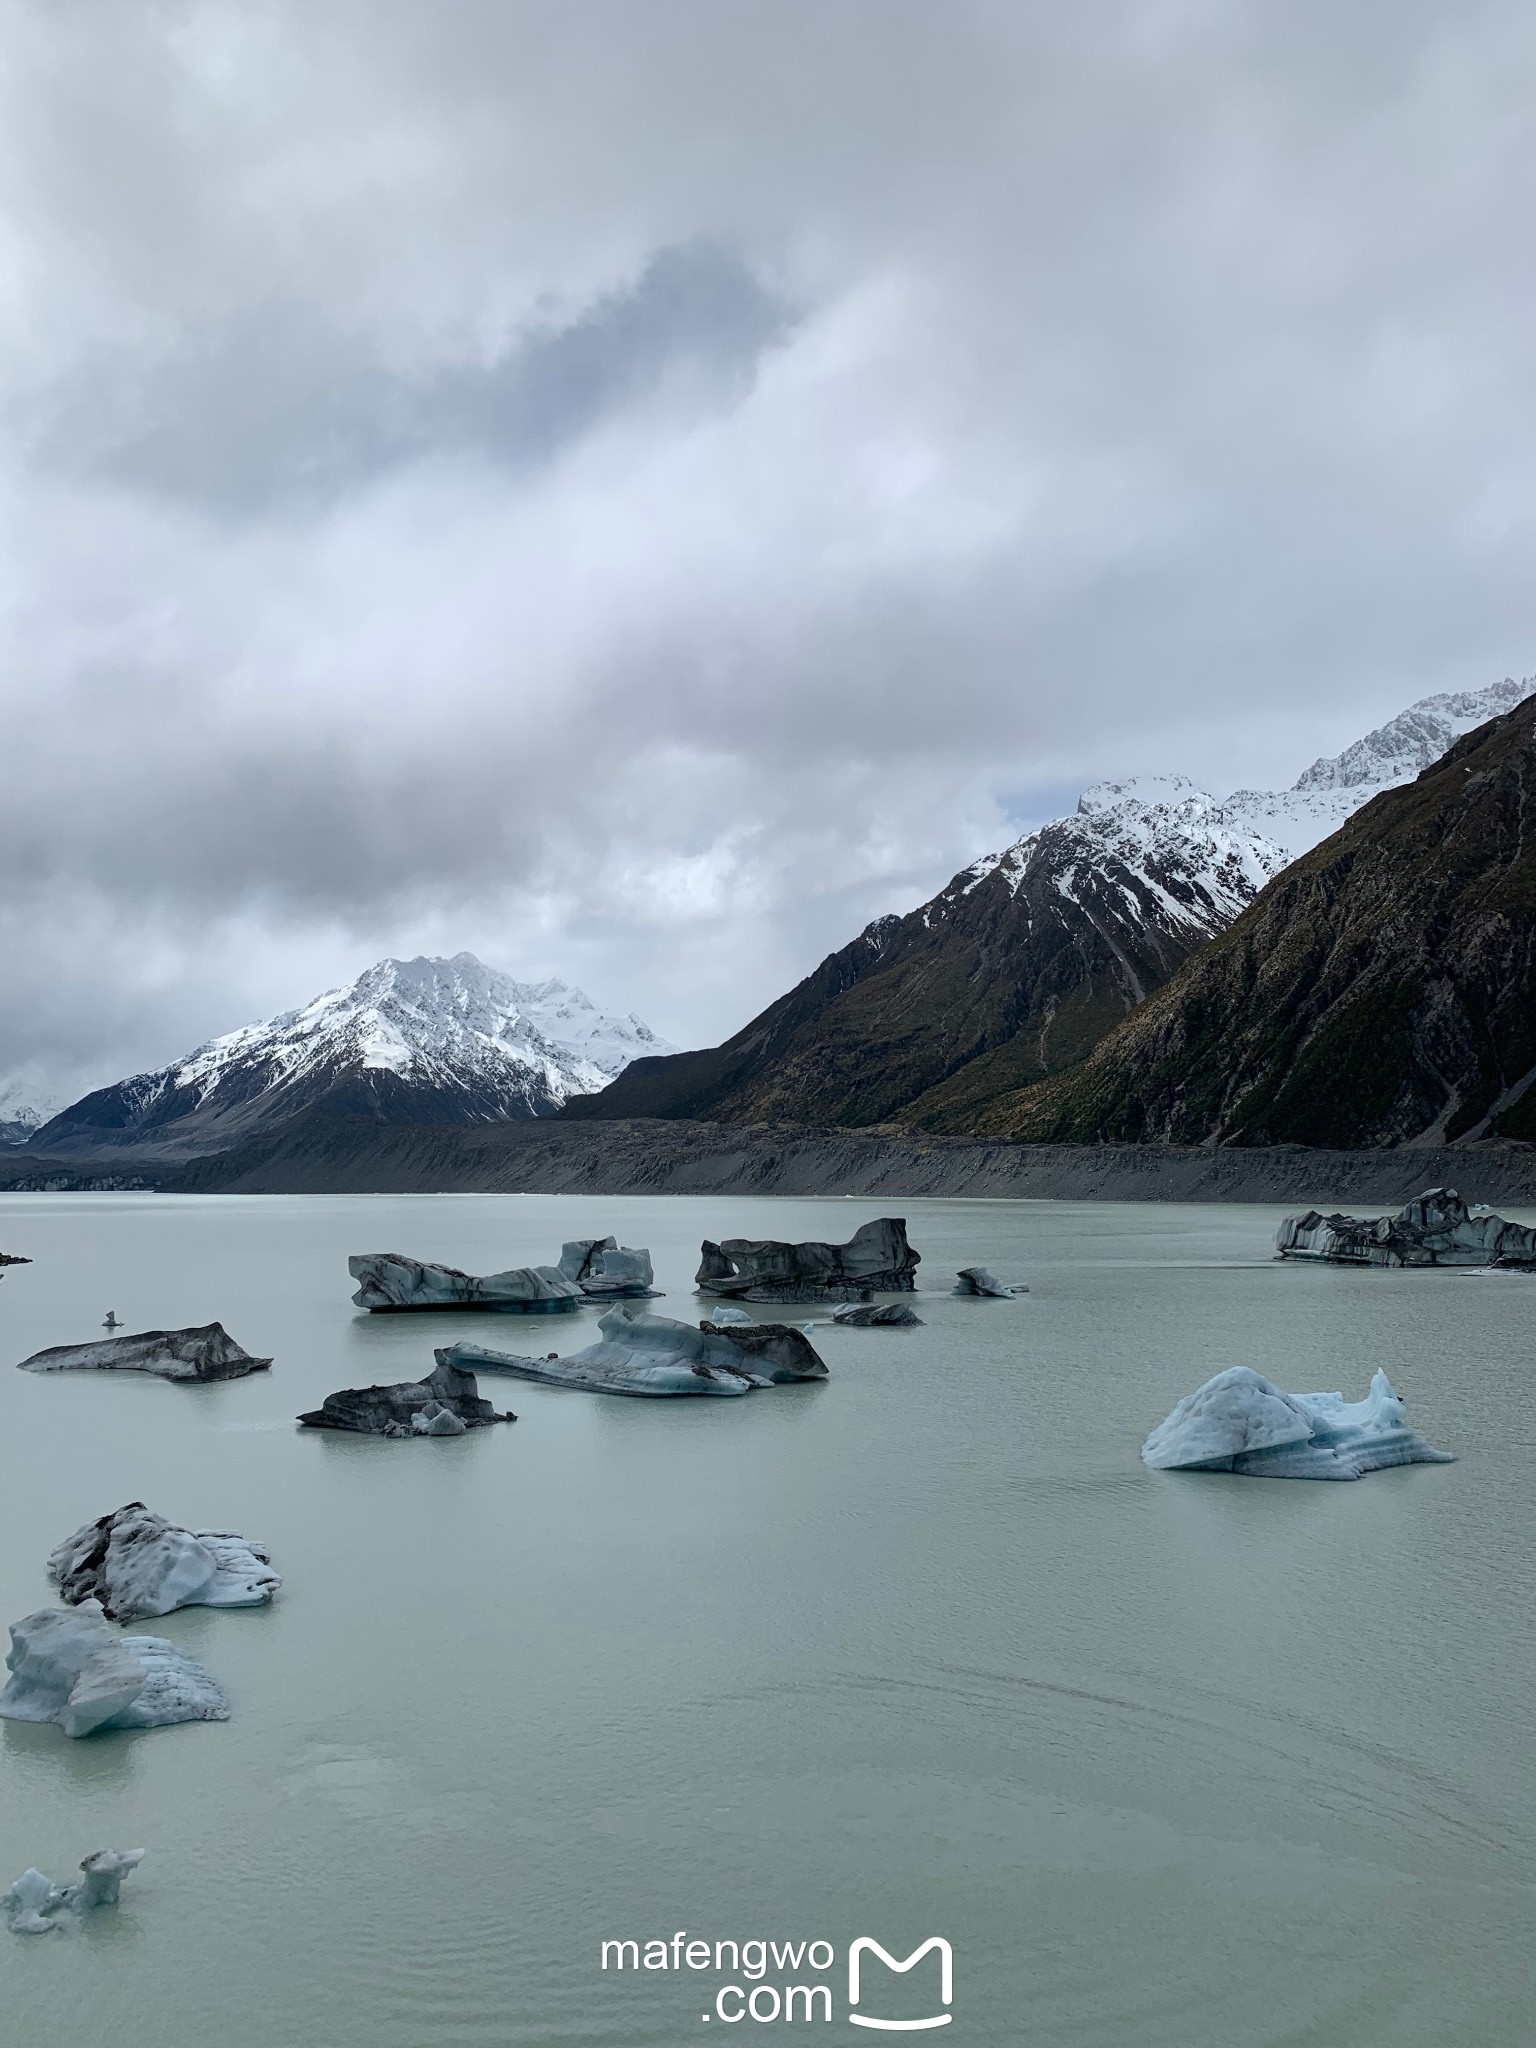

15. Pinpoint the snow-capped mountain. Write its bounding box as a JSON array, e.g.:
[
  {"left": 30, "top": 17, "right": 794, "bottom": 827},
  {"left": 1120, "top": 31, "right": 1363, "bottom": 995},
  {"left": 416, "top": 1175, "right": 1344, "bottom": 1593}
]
[
  {"left": 0, "top": 1079, "right": 63, "bottom": 1147},
  {"left": 28, "top": 954, "right": 676, "bottom": 1159},
  {"left": 578, "top": 675, "right": 1534, "bottom": 1133}
]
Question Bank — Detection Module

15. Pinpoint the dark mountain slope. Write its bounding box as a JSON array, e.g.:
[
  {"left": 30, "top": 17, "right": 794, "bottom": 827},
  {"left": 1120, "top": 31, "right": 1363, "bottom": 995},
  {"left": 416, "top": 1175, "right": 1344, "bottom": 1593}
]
[
  {"left": 569, "top": 791, "right": 1277, "bottom": 1130},
  {"left": 993, "top": 696, "right": 1536, "bottom": 1148}
]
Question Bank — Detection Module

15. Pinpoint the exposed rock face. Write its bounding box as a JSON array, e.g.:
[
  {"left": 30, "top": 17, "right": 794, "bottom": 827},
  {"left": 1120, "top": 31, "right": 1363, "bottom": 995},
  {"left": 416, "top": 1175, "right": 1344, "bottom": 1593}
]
[
  {"left": 1141, "top": 1366, "right": 1453, "bottom": 1479},
  {"left": 297, "top": 1359, "right": 513, "bottom": 1435},
  {"left": 696, "top": 1218, "right": 919, "bottom": 1300},
  {"left": 0, "top": 1602, "right": 230, "bottom": 1736},
  {"left": 831, "top": 1302, "right": 923, "bottom": 1326},
  {"left": 954, "top": 1267, "right": 1018, "bottom": 1297},
  {"left": 48, "top": 1503, "right": 280, "bottom": 1621},
  {"left": 441, "top": 1306, "right": 828, "bottom": 1398},
  {"left": 557, "top": 1237, "right": 658, "bottom": 1296},
  {"left": 1275, "top": 1187, "right": 1536, "bottom": 1267},
  {"left": 4, "top": 1850, "right": 145, "bottom": 1934},
  {"left": 1004, "top": 697, "right": 1536, "bottom": 1148},
  {"left": 16, "top": 1323, "right": 271, "bottom": 1382},
  {"left": 348, "top": 1252, "right": 582, "bottom": 1313}
]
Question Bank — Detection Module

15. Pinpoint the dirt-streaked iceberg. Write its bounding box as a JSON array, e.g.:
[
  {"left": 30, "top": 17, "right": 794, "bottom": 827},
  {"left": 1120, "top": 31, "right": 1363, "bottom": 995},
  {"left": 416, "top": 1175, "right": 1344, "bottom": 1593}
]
[
  {"left": 1141, "top": 1366, "right": 1454, "bottom": 1479},
  {"left": 16, "top": 1323, "right": 270, "bottom": 1382},
  {"left": 0, "top": 1603, "right": 230, "bottom": 1736},
  {"left": 557, "top": 1238, "right": 658, "bottom": 1296},
  {"left": 348, "top": 1253, "right": 583, "bottom": 1313},
  {"left": 1275, "top": 1187, "right": 1536, "bottom": 1268},
  {"left": 298, "top": 1358, "right": 514, "bottom": 1435},
  {"left": 440, "top": 1306, "right": 828, "bottom": 1398},
  {"left": 48, "top": 1503, "right": 280, "bottom": 1622},
  {"left": 697, "top": 1218, "right": 919, "bottom": 1301}
]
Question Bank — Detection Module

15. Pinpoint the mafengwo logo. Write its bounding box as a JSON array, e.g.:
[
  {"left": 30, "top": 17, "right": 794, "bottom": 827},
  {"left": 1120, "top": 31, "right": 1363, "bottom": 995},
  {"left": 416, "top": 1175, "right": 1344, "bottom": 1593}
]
[
  {"left": 848, "top": 1937, "right": 954, "bottom": 2030},
  {"left": 598, "top": 1931, "right": 954, "bottom": 2028}
]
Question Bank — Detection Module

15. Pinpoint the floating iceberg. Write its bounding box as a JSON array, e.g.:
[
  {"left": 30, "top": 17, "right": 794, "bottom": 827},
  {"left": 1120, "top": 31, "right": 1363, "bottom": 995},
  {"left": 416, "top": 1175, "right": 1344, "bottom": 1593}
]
[
  {"left": 831, "top": 1302, "right": 924, "bottom": 1326},
  {"left": 4, "top": 1850, "right": 145, "bottom": 1934},
  {"left": 557, "top": 1238, "right": 659, "bottom": 1297},
  {"left": 696, "top": 1219, "right": 919, "bottom": 1301},
  {"left": 298, "top": 1359, "right": 514, "bottom": 1435},
  {"left": 1141, "top": 1367, "right": 1454, "bottom": 1479},
  {"left": 0, "top": 1603, "right": 230, "bottom": 1736},
  {"left": 49, "top": 1503, "right": 279, "bottom": 1621},
  {"left": 16, "top": 1323, "right": 271, "bottom": 1382},
  {"left": 1275, "top": 1187, "right": 1536, "bottom": 1268},
  {"left": 954, "top": 1267, "right": 1024, "bottom": 1297},
  {"left": 703, "top": 1303, "right": 752, "bottom": 1324},
  {"left": 347, "top": 1253, "right": 583, "bottom": 1313},
  {"left": 441, "top": 1306, "right": 828, "bottom": 1399}
]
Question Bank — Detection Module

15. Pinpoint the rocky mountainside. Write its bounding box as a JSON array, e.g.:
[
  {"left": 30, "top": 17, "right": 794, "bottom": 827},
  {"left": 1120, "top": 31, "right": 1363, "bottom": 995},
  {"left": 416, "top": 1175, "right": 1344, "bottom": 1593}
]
[
  {"left": 29, "top": 953, "right": 674, "bottom": 1159},
  {"left": 997, "top": 693, "right": 1536, "bottom": 1148},
  {"left": 571, "top": 677, "right": 1532, "bottom": 1133}
]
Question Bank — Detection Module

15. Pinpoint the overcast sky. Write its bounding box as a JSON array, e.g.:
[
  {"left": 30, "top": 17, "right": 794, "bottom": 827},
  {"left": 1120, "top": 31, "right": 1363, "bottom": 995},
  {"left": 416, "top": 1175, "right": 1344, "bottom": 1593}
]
[{"left": 2, "top": 0, "right": 1533, "bottom": 1105}]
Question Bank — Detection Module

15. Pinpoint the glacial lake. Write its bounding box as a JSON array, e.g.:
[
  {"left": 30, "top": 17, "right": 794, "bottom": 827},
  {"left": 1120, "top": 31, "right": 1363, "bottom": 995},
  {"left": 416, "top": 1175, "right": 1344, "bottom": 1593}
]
[{"left": 0, "top": 1192, "right": 1530, "bottom": 2048}]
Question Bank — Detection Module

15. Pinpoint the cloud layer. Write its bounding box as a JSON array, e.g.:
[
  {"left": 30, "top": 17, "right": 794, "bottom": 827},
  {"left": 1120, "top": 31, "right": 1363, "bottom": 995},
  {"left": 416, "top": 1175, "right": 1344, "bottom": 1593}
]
[{"left": 2, "top": 0, "right": 1533, "bottom": 1096}]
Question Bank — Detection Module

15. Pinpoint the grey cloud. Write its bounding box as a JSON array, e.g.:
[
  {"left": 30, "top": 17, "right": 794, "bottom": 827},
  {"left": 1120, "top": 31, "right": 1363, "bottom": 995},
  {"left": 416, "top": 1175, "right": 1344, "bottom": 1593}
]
[
  {"left": 0, "top": 1, "right": 1533, "bottom": 1092},
  {"left": 33, "top": 242, "right": 793, "bottom": 511}
]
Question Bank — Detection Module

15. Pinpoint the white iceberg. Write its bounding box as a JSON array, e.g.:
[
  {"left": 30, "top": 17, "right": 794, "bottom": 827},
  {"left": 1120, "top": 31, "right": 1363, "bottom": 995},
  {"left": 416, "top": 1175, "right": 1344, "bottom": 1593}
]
[
  {"left": 4, "top": 1850, "right": 144, "bottom": 1934},
  {"left": 0, "top": 1603, "right": 230, "bottom": 1736},
  {"left": 1141, "top": 1366, "right": 1455, "bottom": 1480},
  {"left": 49, "top": 1502, "right": 280, "bottom": 1621},
  {"left": 954, "top": 1266, "right": 1024, "bottom": 1297}
]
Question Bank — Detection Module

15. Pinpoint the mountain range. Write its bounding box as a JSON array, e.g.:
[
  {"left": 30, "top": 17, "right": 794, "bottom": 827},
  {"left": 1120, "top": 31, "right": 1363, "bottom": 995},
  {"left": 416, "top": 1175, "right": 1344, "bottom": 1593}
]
[
  {"left": 22, "top": 954, "right": 674, "bottom": 1159},
  {"left": 572, "top": 676, "right": 1533, "bottom": 1134},
  {"left": 1002, "top": 693, "right": 1536, "bottom": 1148}
]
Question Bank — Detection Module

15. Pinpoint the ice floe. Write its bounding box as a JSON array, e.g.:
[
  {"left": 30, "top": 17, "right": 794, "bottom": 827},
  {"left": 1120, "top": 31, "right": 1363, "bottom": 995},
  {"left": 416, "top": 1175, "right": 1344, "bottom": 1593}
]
[{"left": 1141, "top": 1366, "right": 1454, "bottom": 1479}]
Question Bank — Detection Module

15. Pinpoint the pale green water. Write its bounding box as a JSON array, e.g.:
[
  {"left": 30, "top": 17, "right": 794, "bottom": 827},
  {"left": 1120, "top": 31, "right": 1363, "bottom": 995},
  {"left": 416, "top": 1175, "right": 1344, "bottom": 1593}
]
[{"left": 0, "top": 1193, "right": 1530, "bottom": 2048}]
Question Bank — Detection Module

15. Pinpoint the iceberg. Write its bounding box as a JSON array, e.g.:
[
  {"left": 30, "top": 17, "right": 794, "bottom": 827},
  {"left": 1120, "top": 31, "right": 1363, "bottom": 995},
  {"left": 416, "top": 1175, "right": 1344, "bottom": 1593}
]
[
  {"left": 48, "top": 1503, "right": 280, "bottom": 1621},
  {"left": 348, "top": 1253, "right": 583, "bottom": 1313},
  {"left": 298, "top": 1359, "right": 514, "bottom": 1435},
  {"left": 440, "top": 1306, "right": 828, "bottom": 1399},
  {"left": 953, "top": 1267, "right": 1023, "bottom": 1296},
  {"left": 0, "top": 1603, "right": 230, "bottom": 1736},
  {"left": 696, "top": 1218, "right": 920, "bottom": 1301},
  {"left": 4, "top": 1849, "right": 145, "bottom": 1934},
  {"left": 1141, "top": 1366, "right": 1455, "bottom": 1479},
  {"left": 831, "top": 1302, "right": 924, "bottom": 1326},
  {"left": 1275, "top": 1187, "right": 1536, "bottom": 1268},
  {"left": 557, "top": 1238, "right": 659, "bottom": 1297},
  {"left": 16, "top": 1322, "right": 271, "bottom": 1382}
]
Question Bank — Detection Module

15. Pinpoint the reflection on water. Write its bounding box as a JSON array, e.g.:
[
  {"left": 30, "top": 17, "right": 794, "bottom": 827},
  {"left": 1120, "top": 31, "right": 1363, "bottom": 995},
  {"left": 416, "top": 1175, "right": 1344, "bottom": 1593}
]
[{"left": 0, "top": 1192, "right": 1530, "bottom": 2047}]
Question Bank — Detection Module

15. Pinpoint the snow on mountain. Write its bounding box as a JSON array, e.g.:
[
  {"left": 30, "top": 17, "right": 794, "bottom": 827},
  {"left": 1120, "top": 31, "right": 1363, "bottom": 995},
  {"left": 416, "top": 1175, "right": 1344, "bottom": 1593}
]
[
  {"left": 0, "top": 1080, "right": 63, "bottom": 1147},
  {"left": 171, "top": 954, "right": 671, "bottom": 1108},
  {"left": 1225, "top": 675, "right": 1534, "bottom": 861},
  {"left": 28, "top": 954, "right": 676, "bottom": 1158},
  {"left": 964, "top": 771, "right": 1292, "bottom": 939}
]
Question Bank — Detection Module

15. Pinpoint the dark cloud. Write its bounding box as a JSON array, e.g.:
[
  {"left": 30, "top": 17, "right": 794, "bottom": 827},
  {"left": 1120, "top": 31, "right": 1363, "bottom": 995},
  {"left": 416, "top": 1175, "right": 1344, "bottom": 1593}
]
[{"left": 0, "top": 0, "right": 1532, "bottom": 1094}]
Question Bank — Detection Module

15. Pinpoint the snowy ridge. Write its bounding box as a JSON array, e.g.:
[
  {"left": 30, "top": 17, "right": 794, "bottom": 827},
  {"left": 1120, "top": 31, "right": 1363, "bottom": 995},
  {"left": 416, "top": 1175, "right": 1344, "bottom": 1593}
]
[
  {"left": 973, "top": 676, "right": 1535, "bottom": 911},
  {"left": 964, "top": 773, "right": 1290, "bottom": 940}
]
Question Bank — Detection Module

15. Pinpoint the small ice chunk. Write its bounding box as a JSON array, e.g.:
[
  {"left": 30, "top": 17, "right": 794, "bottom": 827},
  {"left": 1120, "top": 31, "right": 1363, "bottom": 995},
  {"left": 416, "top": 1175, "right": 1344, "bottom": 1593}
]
[
  {"left": 702, "top": 1304, "right": 751, "bottom": 1324},
  {"left": 411, "top": 1402, "right": 468, "bottom": 1436},
  {"left": 4, "top": 1849, "right": 144, "bottom": 1932},
  {"left": 954, "top": 1267, "right": 1021, "bottom": 1297}
]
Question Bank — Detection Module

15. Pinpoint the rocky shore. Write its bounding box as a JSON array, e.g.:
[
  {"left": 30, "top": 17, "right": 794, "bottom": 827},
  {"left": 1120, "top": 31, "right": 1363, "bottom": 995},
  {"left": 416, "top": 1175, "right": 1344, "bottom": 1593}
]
[{"left": 9, "top": 1113, "right": 1511, "bottom": 1204}]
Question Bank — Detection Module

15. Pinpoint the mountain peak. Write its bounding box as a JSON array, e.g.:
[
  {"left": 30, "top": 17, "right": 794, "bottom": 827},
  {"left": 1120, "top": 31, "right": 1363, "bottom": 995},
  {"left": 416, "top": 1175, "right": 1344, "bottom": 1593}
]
[{"left": 28, "top": 952, "right": 675, "bottom": 1159}]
